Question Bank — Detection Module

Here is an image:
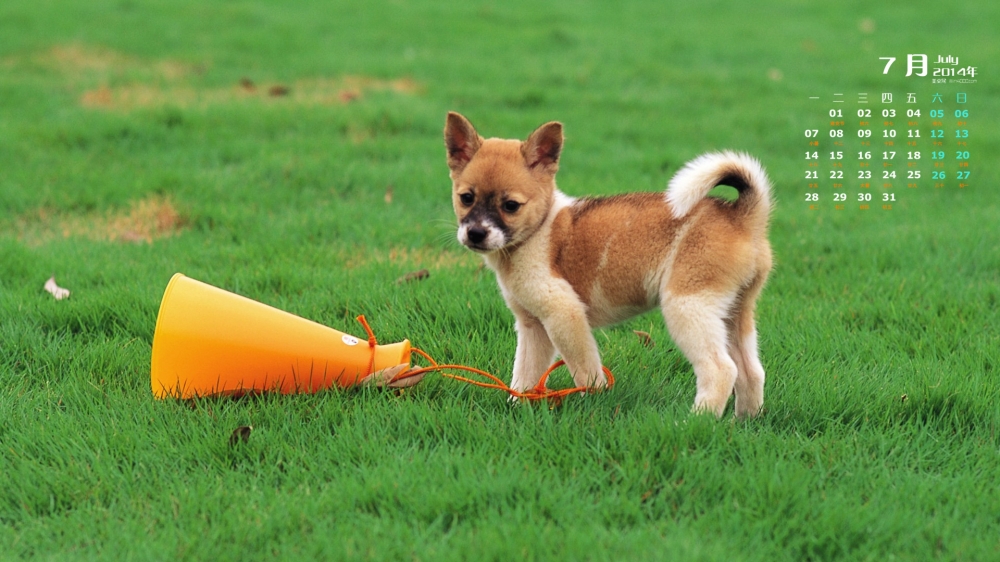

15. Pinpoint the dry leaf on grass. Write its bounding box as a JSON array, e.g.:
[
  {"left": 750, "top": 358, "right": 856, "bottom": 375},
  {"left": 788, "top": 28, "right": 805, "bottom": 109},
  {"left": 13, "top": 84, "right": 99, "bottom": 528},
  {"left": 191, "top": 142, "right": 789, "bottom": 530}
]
[
  {"left": 228, "top": 425, "right": 253, "bottom": 446},
  {"left": 360, "top": 364, "right": 426, "bottom": 389},
  {"left": 633, "top": 330, "right": 655, "bottom": 348},
  {"left": 44, "top": 277, "right": 70, "bottom": 300},
  {"left": 395, "top": 269, "right": 430, "bottom": 285}
]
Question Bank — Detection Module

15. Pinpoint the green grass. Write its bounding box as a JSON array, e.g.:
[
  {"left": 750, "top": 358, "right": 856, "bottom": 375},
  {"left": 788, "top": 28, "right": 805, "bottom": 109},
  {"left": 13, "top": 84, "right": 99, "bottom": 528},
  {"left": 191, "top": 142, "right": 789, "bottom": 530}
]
[{"left": 2, "top": 0, "right": 999, "bottom": 559}]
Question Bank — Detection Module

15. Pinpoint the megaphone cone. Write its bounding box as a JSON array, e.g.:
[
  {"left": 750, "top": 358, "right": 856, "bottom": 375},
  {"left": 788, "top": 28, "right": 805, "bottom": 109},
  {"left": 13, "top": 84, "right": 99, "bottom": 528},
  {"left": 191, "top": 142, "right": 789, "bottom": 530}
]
[{"left": 150, "top": 274, "right": 412, "bottom": 399}]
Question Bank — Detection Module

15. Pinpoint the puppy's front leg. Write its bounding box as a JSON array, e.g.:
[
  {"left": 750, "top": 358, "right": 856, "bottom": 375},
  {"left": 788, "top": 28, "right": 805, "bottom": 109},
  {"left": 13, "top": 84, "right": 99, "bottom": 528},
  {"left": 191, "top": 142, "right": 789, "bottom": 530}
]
[
  {"left": 510, "top": 312, "right": 556, "bottom": 392},
  {"left": 541, "top": 305, "right": 607, "bottom": 390}
]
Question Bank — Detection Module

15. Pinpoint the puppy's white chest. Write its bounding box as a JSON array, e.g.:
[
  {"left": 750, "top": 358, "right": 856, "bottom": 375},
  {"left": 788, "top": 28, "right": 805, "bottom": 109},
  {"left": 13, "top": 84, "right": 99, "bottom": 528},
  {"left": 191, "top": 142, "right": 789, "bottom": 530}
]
[{"left": 489, "top": 260, "right": 577, "bottom": 321}]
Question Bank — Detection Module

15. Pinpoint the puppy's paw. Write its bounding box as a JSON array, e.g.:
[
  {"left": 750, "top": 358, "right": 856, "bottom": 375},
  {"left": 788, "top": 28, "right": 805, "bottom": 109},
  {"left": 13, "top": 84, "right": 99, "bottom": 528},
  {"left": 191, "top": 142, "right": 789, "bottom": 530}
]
[
  {"left": 733, "top": 400, "right": 763, "bottom": 419},
  {"left": 573, "top": 370, "right": 608, "bottom": 392},
  {"left": 691, "top": 396, "right": 727, "bottom": 418}
]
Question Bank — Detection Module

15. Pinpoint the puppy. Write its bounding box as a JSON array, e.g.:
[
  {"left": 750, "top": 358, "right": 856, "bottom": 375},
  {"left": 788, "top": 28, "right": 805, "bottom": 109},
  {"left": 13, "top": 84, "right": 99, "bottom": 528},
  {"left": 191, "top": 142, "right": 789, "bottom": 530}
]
[{"left": 444, "top": 112, "right": 773, "bottom": 417}]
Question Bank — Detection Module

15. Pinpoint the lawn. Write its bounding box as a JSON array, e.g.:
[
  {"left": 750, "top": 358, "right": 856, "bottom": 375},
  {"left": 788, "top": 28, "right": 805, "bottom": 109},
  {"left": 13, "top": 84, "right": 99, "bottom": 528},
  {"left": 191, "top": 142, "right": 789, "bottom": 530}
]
[{"left": 1, "top": 0, "right": 999, "bottom": 560}]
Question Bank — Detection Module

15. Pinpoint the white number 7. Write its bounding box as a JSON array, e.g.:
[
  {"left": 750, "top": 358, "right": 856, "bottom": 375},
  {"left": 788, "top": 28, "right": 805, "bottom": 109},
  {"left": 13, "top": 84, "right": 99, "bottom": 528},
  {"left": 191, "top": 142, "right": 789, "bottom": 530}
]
[{"left": 879, "top": 57, "right": 896, "bottom": 74}]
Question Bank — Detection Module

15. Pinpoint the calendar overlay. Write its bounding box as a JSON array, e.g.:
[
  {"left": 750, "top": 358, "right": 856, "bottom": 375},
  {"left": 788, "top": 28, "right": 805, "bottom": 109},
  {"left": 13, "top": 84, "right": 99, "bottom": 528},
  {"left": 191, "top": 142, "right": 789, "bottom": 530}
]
[{"left": 804, "top": 54, "right": 976, "bottom": 210}]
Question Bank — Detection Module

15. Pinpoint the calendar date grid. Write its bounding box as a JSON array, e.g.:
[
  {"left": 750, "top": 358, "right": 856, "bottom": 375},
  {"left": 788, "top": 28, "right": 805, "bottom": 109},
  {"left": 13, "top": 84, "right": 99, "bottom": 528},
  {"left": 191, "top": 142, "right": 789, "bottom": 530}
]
[{"left": 803, "top": 91, "right": 971, "bottom": 211}]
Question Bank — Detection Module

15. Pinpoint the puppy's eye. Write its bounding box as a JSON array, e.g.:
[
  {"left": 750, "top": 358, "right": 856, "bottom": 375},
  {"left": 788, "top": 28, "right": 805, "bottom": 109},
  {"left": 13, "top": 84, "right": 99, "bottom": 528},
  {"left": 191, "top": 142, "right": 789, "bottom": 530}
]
[
  {"left": 459, "top": 192, "right": 474, "bottom": 206},
  {"left": 502, "top": 200, "right": 522, "bottom": 213}
]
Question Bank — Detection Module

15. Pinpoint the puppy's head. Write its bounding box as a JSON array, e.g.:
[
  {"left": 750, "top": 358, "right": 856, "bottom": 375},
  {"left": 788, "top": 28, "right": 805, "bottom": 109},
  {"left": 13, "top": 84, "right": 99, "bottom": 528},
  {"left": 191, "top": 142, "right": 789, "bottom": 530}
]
[{"left": 444, "top": 112, "right": 562, "bottom": 253}]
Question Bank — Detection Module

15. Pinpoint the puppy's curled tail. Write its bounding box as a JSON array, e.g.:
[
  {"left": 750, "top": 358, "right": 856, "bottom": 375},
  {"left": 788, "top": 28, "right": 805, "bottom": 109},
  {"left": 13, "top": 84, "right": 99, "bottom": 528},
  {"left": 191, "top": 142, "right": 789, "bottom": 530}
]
[{"left": 665, "top": 151, "right": 773, "bottom": 225}]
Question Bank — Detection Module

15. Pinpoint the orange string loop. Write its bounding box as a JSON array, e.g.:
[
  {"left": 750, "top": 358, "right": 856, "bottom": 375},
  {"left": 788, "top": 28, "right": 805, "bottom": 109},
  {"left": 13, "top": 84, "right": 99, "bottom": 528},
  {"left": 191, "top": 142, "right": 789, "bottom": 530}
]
[{"left": 357, "top": 316, "right": 614, "bottom": 404}]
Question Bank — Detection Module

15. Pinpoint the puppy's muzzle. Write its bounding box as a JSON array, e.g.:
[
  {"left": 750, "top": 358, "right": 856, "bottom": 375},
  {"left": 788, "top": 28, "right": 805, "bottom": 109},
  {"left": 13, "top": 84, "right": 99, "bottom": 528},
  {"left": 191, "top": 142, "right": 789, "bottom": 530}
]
[
  {"left": 458, "top": 220, "right": 506, "bottom": 252},
  {"left": 466, "top": 226, "right": 488, "bottom": 245}
]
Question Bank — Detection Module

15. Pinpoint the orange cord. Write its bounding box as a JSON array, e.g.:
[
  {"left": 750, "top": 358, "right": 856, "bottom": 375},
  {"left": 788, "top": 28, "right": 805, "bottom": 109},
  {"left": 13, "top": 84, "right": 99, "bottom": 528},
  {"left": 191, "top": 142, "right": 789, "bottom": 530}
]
[
  {"left": 356, "top": 315, "right": 615, "bottom": 404},
  {"left": 356, "top": 315, "right": 378, "bottom": 377}
]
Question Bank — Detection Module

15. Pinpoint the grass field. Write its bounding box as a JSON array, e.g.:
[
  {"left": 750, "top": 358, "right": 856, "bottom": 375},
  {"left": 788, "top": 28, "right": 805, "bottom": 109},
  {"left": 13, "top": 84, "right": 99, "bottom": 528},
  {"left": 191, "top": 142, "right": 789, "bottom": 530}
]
[{"left": 2, "top": 0, "right": 999, "bottom": 559}]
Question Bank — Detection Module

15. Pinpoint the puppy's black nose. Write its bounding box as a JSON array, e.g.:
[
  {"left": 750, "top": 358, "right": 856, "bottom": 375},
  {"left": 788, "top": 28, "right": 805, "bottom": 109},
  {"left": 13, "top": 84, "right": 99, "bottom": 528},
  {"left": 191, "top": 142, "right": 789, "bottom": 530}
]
[{"left": 467, "top": 226, "right": 487, "bottom": 244}]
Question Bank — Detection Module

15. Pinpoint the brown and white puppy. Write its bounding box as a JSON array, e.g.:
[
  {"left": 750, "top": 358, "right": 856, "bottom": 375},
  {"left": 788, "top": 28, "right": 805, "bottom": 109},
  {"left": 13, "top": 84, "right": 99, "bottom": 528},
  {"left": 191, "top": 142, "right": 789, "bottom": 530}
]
[{"left": 444, "top": 112, "right": 773, "bottom": 417}]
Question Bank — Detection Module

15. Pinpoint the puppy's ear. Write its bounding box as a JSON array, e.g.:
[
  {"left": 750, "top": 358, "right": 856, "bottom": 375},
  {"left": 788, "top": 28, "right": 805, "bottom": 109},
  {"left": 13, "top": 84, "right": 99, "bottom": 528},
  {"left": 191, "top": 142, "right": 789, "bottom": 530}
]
[
  {"left": 444, "top": 112, "right": 482, "bottom": 174},
  {"left": 523, "top": 121, "right": 563, "bottom": 173}
]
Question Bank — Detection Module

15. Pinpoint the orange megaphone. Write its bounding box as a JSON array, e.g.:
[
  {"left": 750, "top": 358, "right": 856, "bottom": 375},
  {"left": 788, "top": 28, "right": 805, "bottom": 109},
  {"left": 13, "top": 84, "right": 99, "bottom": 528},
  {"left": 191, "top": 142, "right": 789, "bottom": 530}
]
[{"left": 150, "top": 273, "right": 415, "bottom": 399}]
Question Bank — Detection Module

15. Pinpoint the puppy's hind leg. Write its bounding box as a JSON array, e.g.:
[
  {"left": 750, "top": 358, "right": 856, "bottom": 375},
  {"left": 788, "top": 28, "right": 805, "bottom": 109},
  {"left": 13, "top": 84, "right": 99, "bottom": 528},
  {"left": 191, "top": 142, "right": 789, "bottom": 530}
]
[
  {"left": 661, "top": 292, "right": 738, "bottom": 417},
  {"left": 728, "top": 317, "right": 765, "bottom": 418},
  {"left": 727, "top": 277, "right": 768, "bottom": 418}
]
